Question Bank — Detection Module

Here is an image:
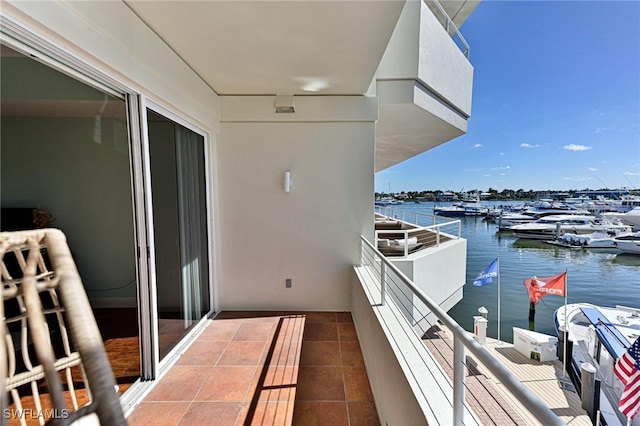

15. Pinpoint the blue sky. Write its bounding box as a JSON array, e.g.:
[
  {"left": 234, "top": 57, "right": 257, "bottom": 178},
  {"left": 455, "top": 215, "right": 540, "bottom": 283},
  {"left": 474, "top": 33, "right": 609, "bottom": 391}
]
[{"left": 376, "top": 1, "right": 640, "bottom": 193}]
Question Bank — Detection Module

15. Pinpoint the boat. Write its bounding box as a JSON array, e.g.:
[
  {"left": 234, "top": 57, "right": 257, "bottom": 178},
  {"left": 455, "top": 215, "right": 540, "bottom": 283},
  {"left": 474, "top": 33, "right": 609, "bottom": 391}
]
[
  {"left": 554, "top": 303, "right": 640, "bottom": 426},
  {"left": 603, "top": 207, "right": 640, "bottom": 231},
  {"left": 495, "top": 202, "right": 595, "bottom": 231},
  {"left": 545, "top": 230, "right": 622, "bottom": 250},
  {"left": 613, "top": 232, "right": 640, "bottom": 255},
  {"left": 511, "top": 215, "right": 631, "bottom": 240},
  {"left": 434, "top": 199, "right": 487, "bottom": 217},
  {"left": 375, "top": 197, "right": 399, "bottom": 206}
]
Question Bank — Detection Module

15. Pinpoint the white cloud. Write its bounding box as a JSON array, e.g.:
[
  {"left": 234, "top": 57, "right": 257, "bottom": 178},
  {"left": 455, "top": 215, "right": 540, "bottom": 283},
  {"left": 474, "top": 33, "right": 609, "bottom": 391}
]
[
  {"left": 499, "top": 173, "right": 506, "bottom": 176},
  {"left": 473, "top": 144, "right": 483, "bottom": 148},
  {"left": 499, "top": 152, "right": 505, "bottom": 156},
  {"left": 564, "top": 144, "right": 592, "bottom": 151},
  {"left": 491, "top": 166, "right": 511, "bottom": 170},
  {"left": 520, "top": 143, "right": 540, "bottom": 148},
  {"left": 587, "top": 167, "right": 598, "bottom": 172},
  {"left": 624, "top": 171, "right": 640, "bottom": 176},
  {"left": 483, "top": 174, "right": 491, "bottom": 177}
]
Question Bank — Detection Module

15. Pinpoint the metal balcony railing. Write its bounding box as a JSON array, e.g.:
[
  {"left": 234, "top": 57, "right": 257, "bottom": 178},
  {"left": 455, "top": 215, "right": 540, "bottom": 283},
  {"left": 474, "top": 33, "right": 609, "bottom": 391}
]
[
  {"left": 358, "top": 235, "right": 565, "bottom": 426},
  {"left": 374, "top": 208, "right": 461, "bottom": 257},
  {"left": 426, "top": 0, "right": 471, "bottom": 59}
]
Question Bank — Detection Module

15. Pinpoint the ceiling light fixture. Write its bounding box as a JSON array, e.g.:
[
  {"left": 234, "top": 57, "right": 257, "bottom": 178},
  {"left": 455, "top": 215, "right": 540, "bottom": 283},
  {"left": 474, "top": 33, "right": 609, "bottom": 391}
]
[{"left": 275, "top": 95, "right": 295, "bottom": 113}]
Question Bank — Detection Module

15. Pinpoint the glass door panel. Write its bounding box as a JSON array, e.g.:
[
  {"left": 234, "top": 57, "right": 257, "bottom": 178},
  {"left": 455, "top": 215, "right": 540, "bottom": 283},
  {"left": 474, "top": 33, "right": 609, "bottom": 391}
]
[{"left": 147, "top": 110, "right": 210, "bottom": 359}]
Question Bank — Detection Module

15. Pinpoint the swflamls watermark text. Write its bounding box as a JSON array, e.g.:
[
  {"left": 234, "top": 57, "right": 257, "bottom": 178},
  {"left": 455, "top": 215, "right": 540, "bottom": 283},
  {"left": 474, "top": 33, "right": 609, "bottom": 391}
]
[{"left": 3, "top": 408, "right": 70, "bottom": 420}]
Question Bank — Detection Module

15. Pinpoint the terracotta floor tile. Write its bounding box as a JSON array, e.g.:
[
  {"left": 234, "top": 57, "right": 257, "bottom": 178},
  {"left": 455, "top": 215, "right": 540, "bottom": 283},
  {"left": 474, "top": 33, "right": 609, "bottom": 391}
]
[
  {"left": 340, "top": 341, "right": 365, "bottom": 367},
  {"left": 240, "top": 401, "right": 295, "bottom": 425},
  {"left": 145, "top": 366, "right": 212, "bottom": 401},
  {"left": 299, "top": 341, "right": 341, "bottom": 366},
  {"left": 252, "top": 366, "right": 298, "bottom": 402},
  {"left": 337, "top": 322, "right": 357, "bottom": 341},
  {"left": 343, "top": 367, "right": 373, "bottom": 402},
  {"left": 302, "top": 312, "right": 337, "bottom": 323},
  {"left": 196, "top": 366, "right": 257, "bottom": 402},
  {"left": 179, "top": 401, "right": 242, "bottom": 425},
  {"left": 296, "top": 367, "right": 345, "bottom": 401},
  {"left": 233, "top": 322, "right": 276, "bottom": 342},
  {"left": 125, "top": 311, "right": 377, "bottom": 425},
  {"left": 200, "top": 320, "right": 242, "bottom": 341},
  {"left": 347, "top": 401, "right": 380, "bottom": 426},
  {"left": 292, "top": 401, "right": 349, "bottom": 426},
  {"left": 218, "top": 341, "right": 267, "bottom": 366},
  {"left": 303, "top": 322, "right": 338, "bottom": 341},
  {"left": 335, "top": 312, "right": 353, "bottom": 323},
  {"left": 262, "top": 365, "right": 299, "bottom": 388},
  {"left": 176, "top": 341, "right": 228, "bottom": 366},
  {"left": 127, "top": 402, "right": 190, "bottom": 426}
]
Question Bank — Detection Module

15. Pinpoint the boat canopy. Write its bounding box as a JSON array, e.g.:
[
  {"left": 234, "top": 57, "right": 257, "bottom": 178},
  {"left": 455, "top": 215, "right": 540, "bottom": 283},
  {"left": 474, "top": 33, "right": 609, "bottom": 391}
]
[{"left": 580, "top": 307, "right": 630, "bottom": 359}]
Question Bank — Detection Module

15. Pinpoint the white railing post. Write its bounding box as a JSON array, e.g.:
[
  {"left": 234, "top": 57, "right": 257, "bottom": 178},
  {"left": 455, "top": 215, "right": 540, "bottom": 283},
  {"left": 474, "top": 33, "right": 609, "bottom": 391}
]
[
  {"left": 436, "top": 228, "right": 441, "bottom": 246},
  {"left": 380, "top": 260, "right": 386, "bottom": 306},
  {"left": 453, "top": 337, "right": 465, "bottom": 426}
]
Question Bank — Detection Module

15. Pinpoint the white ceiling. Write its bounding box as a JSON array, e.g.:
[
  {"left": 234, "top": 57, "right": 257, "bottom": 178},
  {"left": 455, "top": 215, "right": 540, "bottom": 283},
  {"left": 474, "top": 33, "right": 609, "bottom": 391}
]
[{"left": 124, "top": 1, "right": 406, "bottom": 95}]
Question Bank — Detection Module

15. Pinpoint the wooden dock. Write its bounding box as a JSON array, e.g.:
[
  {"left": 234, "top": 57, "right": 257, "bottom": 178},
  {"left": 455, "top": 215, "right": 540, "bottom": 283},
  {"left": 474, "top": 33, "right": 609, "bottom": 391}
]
[{"left": 423, "top": 324, "right": 592, "bottom": 425}]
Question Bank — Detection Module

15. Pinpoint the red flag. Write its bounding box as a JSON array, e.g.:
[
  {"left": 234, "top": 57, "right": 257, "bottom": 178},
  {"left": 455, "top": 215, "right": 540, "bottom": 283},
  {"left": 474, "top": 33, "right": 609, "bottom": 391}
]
[
  {"left": 523, "top": 272, "right": 566, "bottom": 304},
  {"left": 614, "top": 337, "right": 640, "bottom": 418}
]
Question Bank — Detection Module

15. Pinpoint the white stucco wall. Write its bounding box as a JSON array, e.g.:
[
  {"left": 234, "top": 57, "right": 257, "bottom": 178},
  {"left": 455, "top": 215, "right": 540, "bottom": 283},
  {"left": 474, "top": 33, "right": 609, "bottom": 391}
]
[{"left": 217, "top": 96, "right": 376, "bottom": 311}]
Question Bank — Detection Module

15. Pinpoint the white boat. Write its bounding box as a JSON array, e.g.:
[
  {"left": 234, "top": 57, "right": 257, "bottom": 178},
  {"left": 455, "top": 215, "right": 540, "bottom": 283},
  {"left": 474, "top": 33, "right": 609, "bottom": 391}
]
[
  {"left": 511, "top": 215, "right": 631, "bottom": 240},
  {"left": 603, "top": 207, "right": 640, "bottom": 231},
  {"left": 434, "top": 199, "right": 487, "bottom": 217},
  {"left": 375, "top": 197, "right": 399, "bottom": 206},
  {"left": 554, "top": 303, "right": 640, "bottom": 426},
  {"left": 549, "top": 231, "right": 621, "bottom": 249},
  {"left": 613, "top": 232, "right": 640, "bottom": 255}
]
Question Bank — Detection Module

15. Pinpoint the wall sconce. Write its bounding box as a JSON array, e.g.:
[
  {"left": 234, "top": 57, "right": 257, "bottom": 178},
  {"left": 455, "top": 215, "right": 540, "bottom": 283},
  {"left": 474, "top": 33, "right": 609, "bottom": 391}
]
[
  {"left": 275, "top": 95, "right": 295, "bottom": 113},
  {"left": 283, "top": 171, "right": 292, "bottom": 193}
]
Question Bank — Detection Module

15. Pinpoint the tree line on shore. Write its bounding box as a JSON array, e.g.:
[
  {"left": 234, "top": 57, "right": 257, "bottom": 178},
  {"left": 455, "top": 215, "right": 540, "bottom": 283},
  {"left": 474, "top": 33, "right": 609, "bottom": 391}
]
[{"left": 376, "top": 188, "right": 637, "bottom": 202}]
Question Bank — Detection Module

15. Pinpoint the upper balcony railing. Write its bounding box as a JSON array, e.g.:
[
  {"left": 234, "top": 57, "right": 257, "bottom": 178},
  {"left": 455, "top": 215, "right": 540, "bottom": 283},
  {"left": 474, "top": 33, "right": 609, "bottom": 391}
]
[
  {"left": 426, "top": 0, "right": 471, "bottom": 59},
  {"left": 358, "top": 235, "right": 565, "bottom": 425},
  {"left": 374, "top": 207, "right": 461, "bottom": 257}
]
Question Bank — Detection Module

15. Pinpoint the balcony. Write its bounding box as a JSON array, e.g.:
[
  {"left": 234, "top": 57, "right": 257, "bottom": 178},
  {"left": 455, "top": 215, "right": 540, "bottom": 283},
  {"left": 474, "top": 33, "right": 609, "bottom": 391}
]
[
  {"left": 375, "top": 0, "right": 476, "bottom": 171},
  {"left": 127, "top": 311, "right": 377, "bottom": 425},
  {"left": 374, "top": 208, "right": 466, "bottom": 315}
]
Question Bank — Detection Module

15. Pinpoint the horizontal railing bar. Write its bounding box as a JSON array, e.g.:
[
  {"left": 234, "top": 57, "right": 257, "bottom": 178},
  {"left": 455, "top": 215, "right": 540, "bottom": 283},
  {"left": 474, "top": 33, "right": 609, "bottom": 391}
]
[{"left": 360, "top": 236, "right": 565, "bottom": 426}]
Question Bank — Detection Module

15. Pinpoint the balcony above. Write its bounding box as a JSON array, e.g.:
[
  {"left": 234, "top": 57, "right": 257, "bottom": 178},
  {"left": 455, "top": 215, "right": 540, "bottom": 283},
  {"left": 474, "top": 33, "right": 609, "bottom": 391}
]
[{"left": 375, "top": 0, "right": 476, "bottom": 172}]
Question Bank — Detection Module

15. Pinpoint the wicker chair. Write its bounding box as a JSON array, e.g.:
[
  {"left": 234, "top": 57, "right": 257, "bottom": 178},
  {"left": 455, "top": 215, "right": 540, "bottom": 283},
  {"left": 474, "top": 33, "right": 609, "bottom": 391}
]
[{"left": 1, "top": 229, "right": 126, "bottom": 426}]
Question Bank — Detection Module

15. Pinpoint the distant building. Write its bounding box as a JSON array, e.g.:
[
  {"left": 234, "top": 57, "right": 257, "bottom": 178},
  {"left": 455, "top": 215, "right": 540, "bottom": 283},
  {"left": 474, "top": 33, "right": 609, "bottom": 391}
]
[{"left": 574, "top": 190, "right": 631, "bottom": 199}]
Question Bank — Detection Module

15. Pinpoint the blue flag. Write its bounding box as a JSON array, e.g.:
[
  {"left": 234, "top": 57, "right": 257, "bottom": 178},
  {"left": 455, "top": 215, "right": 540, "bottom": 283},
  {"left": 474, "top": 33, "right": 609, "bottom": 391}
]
[{"left": 473, "top": 258, "right": 499, "bottom": 286}]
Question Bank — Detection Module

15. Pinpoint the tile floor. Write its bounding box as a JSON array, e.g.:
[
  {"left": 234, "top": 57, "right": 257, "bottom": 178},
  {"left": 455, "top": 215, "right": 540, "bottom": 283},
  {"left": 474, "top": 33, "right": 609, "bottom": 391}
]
[{"left": 127, "top": 311, "right": 379, "bottom": 426}]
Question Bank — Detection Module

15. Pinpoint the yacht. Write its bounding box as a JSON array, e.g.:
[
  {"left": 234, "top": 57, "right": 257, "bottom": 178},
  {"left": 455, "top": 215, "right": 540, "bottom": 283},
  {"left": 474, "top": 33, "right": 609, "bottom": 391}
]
[
  {"left": 511, "top": 215, "right": 631, "bottom": 240},
  {"left": 603, "top": 207, "right": 640, "bottom": 231},
  {"left": 554, "top": 304, "right": 640, "bottom": 426},
  {"left": 613, "top": 232, "right": 640, "bottom": 255},
  {"left": 434, "top": 199, "right": 487, "bottom": 217}
]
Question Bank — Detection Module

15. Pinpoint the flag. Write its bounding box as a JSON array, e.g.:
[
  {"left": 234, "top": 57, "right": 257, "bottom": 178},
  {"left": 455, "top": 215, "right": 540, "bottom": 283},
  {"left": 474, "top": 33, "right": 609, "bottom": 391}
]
[
  {"left": 473, "top": 258, "right": 499, "bottom": 286},
  {"left": 614, "top": 337, "right": 640, "bottom": 418},
  {"left": 523, "top": 272, "right": 566, "bottom": 304}
]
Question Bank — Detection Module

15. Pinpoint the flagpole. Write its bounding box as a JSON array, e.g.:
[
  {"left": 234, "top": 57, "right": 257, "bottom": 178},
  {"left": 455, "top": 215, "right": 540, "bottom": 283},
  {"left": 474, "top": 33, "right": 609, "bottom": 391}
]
[
  {"left": 497, "top": 257, "right": 501, "bottom": 343},
  {"left": 563, "top": 269, "right": 568, "bottom": 381}
]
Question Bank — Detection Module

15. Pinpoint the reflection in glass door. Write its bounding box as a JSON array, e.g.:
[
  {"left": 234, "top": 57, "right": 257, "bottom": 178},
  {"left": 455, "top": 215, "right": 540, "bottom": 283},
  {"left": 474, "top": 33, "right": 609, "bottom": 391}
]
[{"left": 147, "top": 110, "right": 210, "bottom": 359}]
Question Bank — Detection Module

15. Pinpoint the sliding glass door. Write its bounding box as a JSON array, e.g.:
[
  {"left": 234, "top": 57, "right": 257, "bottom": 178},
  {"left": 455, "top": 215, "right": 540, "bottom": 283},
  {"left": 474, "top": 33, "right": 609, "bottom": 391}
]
[{"left": 147, "top": 110, "right": 210, "bottom": 359}]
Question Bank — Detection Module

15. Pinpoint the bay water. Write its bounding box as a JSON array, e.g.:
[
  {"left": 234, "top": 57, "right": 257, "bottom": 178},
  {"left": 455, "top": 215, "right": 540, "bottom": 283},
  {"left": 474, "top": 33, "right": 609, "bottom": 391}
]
[{"left": 386, "top": 202, "right": 640, "bottom": 342}]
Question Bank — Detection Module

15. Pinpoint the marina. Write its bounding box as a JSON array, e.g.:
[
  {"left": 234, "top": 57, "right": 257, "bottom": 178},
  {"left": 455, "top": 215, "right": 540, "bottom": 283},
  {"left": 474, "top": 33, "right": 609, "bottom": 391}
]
[
  {"left": 379, "top": 201, "right": 639, "bottom": 424},
  {"left": 379, "top": 202, "right": 640, "bottom": 340}
]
